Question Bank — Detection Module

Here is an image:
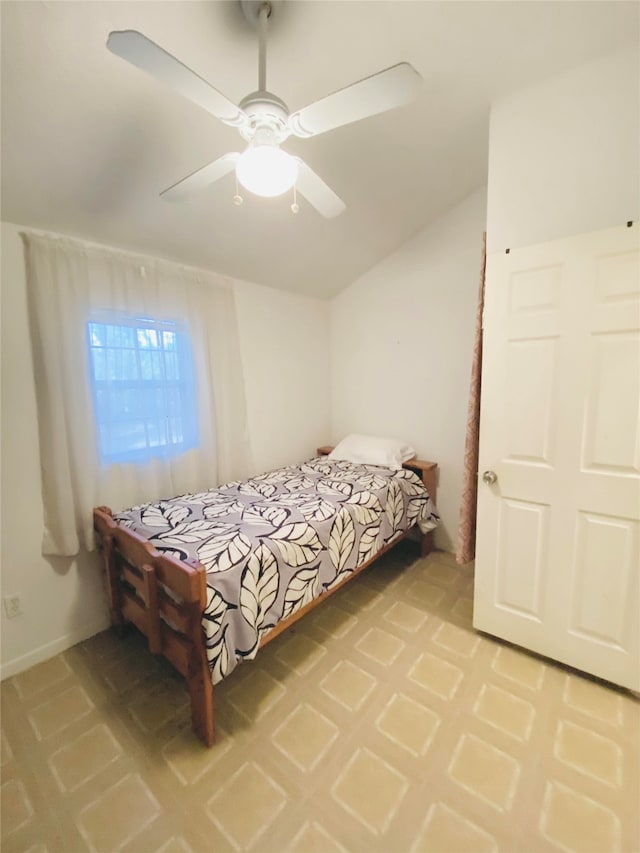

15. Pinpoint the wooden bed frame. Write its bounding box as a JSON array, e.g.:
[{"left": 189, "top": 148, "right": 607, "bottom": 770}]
[{"left": 93, "top": 448, "right": 438, "bottom": 746}]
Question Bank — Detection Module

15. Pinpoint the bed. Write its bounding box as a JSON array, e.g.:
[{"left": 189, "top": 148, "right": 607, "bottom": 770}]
[{"left": 94, "top": 445, "right": 439, "bottom": 746}]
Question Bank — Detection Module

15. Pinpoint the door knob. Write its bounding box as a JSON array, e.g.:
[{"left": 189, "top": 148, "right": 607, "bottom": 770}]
[{"left": 482, "top": 470, "right": 498, "bottom": 485}]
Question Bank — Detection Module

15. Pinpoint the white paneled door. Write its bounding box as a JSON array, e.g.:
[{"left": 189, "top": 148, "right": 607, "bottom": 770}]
[{"left": 474, "top": 224, "right": 640, "bottom": 690}]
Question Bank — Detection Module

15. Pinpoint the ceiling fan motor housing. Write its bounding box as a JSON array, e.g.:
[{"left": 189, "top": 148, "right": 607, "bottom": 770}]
[{"left": 238, "top": 91, "right": 290, "bottom": 144}]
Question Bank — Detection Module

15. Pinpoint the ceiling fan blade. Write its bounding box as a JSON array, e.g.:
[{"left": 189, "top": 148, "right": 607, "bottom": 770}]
[
  {"left": 288, "top": 62, "right": 421, "bottom": 139},
  {"left": 107, "top": 30, "right": 246, "bottom": 128},
  {"left": 295, "top": 161, "right": 346, "bottom": 218},
  {"left": 161, "top": 153, "right": 240, "bottom": 201}
]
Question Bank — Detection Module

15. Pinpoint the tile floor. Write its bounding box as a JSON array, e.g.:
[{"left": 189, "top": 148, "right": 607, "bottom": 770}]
[{"left": 1, "top": 543, "right": 639, "bottom": 852}]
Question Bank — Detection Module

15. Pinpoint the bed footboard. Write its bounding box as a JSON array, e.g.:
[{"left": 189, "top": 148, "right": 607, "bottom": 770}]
[{"left": 94, "top": 507, "right": 215, "bottom": 746}]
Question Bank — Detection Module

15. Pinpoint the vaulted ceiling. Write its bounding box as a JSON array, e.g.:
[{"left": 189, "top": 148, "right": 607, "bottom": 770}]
[{"left": 1, "top": 1, "right": 636, "bottom": 297}]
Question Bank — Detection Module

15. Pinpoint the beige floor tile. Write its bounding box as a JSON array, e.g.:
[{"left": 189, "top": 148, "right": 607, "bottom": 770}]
[
  {"left": 48, "top": 723, "right": 123, "bottom": 793},
  {"left": 160, "top": 724, "right": 233, "bottom": 786},
  {"left": 1, "top": 730, "right": 13, "bottom": 767},
  {"left": 272, "top": 703, "right": 339, "bottom": 771},
  {"left": 28, "top": 685, "right": 94, "bottom": 741},
  {"left": 207, "top": 761, "right": 287, "bottom": 849},
  {"left": 541, "top": 780, "right": 621, "bottom": 852},
  {"left": 80, "top": 630, "right": 143, "bottom": 665},
  {"left": 451, "top": 597, "right": 474, "bottom": 624},
  {"left": 432, "top": 622, "right": 480, "bottom": 658},
  {"left": 339, "top": 583, "right": 382, "bottom": 612},
  {"left": 320, "top": 660, "right": 377, "bottom": 711},
  {"left": 128, "top": 679, "right": 189, "bottom": 733},
  {"left": 430, "top": 550, "right": 465, "bottom": 569},
  {"left": 331, "top": 748, "right": 409, "bottom": 834},
  {"left": 103, "top": 649, "right": 160, "bottom": 694},
  {"left": 563, "top": 674, "right": 624, "bottom": 725},
  {"left": 287, "top": 820, "right": 347, "bottom": 852},
  {"left": 448, "top": 733, "right": 520, "bottom": 811},
  {"left": 473, "top": 683, "right": 536, "bottom": 741},
  {"left": 154, "top": 837, "right": 194, "bottom": 853},
  {"left": 1, "top": 778, "right": 35, "bottom": 837},
  {"left": 406, "top": 580, "right": 447, "bottom": 608},
  {"left": 309, "top": 604, "right": 357, "bottom": 638},
  {"left": 225, "top": 668, "right": 286, "bottom": 723},
  {"left": 383, "top": 600, "right": 428, "bottom": 633},
  {"left": 409, "top": 652, "right": 465, "bottom": 701},
  {"left": 491, "top": 645, "right": 546, "bottom": 690},
  {"left": 12, "top": 656, "right": 72, "bottom": 700},
  {"left": 375, "top": 693, "right": 440, "bottom": 756},
  {"left": 274, "top": 634, "right": 327, "bottom": 675},
  {"left": 554, "top": 719, "right": 623, "bottom": 787},
  {"left": 76, "top": 772, "right": 161, "bottom": 851},
  {"left": 355, "top": 627, "right": 406, "bottom": 667},
  {"left": 119, "top": 818, "right": 201, "bottom": 853},
  {"left": 422, "top": 562, "right": 460, "bottom": 587},
  {"left": 413, "top": 802, "right": 499, "bottom": 853}
]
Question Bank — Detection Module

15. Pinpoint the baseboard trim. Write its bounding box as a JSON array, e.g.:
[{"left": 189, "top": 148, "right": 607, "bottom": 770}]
[{"left": 0, "top": 616, "right": 111, "bottom": 681}]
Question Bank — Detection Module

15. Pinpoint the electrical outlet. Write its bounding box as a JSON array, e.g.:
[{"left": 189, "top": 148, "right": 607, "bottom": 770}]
[{"left": 3, "top": 595, "right": 22, "bottom": 619}]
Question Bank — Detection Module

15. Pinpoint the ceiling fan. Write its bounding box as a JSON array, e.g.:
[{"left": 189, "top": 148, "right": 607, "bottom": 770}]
[{"left": 107, "top": 0, "right": 422, "bottom": 217}]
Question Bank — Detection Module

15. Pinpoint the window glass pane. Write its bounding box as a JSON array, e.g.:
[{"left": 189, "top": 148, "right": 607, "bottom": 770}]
[
  {"left": 88, "top": 314, "right": 198, "bottom": 464},
  {"left": 89, "top": 323, "right": 106, "bottom": 348},
  {"left": 147, "top": 420, "right": 165, "bottom": 448},
  {"left": 137, "top": 328, "right": 159, "bottom": 349},
  {"left": 139, "top": 351, "right": 153, "bottom": 380},
  {"left": 122, "top": 349, "right": 137, "bottom": 377},
  {"left": 122, "top": 388, "right": 141, "bottom": 418},
  {"left": 91, "top": 348, "right": 106, "bottom": 381},
  {"left": 164, "top": 351, "right": 178, "bottom": 380},
  {"left": 105, "top": 348, "right": 120, "bottom": 380},
  {"left": 99, "top": 423, "right": 111, "bottom": 456},
  {"left": 162, "top": 330, "right": 176, "bottom": 350},
  {"left": 166, "top": 386, "right": 180, "bottom": 413},
  {"left": 95, "top": 388, "right": 109, "bottom": 419},
  {"left": 167, "top": 417, "right": 183, "bottom": 445},
  {"left": 151, "top": 352, "right": 163, "bottom": 381},
  {"left": 107, "top": 324, "right": 124, "bottom": 347},
  {"left": 113, "top": 421, "right": 146, "bottom": 453}
]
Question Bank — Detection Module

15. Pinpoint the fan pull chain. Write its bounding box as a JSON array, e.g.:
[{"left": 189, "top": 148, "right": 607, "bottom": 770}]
[
  {"left": 233, "top": 173, "right": 243, "bottom": 206},
  {"left": 291, "top": 184, "right": 299, "bottom": 214}
]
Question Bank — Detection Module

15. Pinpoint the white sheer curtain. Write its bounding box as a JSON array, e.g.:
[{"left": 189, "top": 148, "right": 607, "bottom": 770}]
[{"left": 23, "top": 232, "right": 252, "bottom": 556}]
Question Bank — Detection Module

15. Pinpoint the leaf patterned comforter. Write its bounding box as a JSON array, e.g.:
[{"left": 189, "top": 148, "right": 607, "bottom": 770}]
[{"left": 114, "top": 456, "right": 439, "bottom": 684}]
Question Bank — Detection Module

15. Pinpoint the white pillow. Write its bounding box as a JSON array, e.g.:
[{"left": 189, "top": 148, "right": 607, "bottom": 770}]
[{"left": 328, "top": 434, "right": 416, "bottom": 470}]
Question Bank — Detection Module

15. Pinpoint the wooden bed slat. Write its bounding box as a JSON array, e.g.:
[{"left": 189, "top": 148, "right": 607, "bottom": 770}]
[
  {"left": 121, "top": 589, "right": 149, "bottom": 637},
  {"left": 160, "top": 623, "right": 191, "bottom": 677},
  {"left": 143, "top": 565, "right": 162, "bottom": 655},
  {"left": 154, "top": 555, "right": 202, "bottom": 604},
  {"left": 121, "top": 564, "right": 146, "bottom": 600},
  {"left": 158, "top": 589, "right": 191, "bottom": 635}
]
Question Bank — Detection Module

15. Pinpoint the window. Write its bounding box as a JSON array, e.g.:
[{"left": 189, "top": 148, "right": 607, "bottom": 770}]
[{"left": 87, "top": 313, "right": 199, "bottom": 464}]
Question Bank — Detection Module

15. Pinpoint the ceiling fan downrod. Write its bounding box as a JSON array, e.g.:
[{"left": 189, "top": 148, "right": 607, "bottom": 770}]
[{"left": 257, "top": 2, "right": 270, "bottom": 93}]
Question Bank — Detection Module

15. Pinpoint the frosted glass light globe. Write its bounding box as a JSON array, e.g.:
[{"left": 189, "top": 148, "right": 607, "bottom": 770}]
[{"left": 236, "top": 145, "right": 298, "bottom": 198}]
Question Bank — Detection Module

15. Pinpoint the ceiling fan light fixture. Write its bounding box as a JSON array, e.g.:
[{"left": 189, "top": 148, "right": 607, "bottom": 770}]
[{"left": 236, "top": 144, "right": 298, "bottom": 197}]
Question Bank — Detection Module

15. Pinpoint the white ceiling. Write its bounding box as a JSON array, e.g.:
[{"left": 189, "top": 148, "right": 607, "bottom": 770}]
[{"left": 1, "top": 1, "right": 637, "bottom": 298}]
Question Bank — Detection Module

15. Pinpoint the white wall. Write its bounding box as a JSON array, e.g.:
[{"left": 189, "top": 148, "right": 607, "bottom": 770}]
[
  {"left": 235, "top": 280, "right": 330, "bottom": 475},
  {"left": 0, "top": 220, "right": 330, "bottom": 677},
  {"left": 487, "top": 46, "right": 639, "bottom": 253},
  {"left": 330, "top": 188, "right": 487, "bottom": 553}
]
